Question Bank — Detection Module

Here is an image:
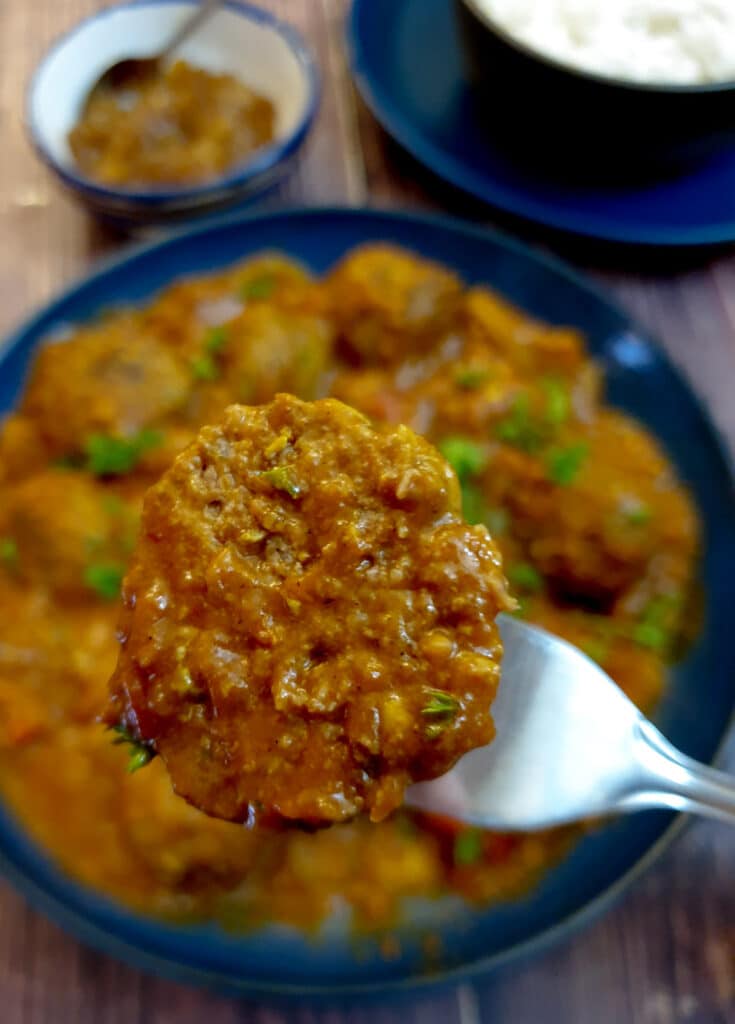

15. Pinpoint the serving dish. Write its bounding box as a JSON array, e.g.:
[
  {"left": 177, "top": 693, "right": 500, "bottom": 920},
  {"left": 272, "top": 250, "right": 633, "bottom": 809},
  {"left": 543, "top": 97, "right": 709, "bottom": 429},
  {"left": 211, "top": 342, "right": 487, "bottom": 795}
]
[
  {"left": 455, "top": 0, "right": 735, "bottom": 172},
  {"left": 348, "top": 0, "right": 735, "bottom": 246},
  {"left": 26, "top": 0, "right": 319, "bottom": 228},
  {"left": 0, "top": 206, "right": 733, "bottom": 998}
]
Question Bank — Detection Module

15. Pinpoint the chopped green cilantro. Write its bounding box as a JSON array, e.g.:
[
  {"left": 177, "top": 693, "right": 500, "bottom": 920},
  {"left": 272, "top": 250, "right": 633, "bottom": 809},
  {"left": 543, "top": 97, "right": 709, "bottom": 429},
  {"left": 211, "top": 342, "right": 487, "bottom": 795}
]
[
  {"left": 630, "top": 594, "right": 679, "bottom": 652},
  {"left": 460, "top": 488, "right": 508, "bottom": 536},
  {"left": 647, "top": 594, "right": 680, "bottom": 617},
  {"left": 110, "top": 723, "right": 155, "bottom": 774},
  {"left": 546, "top": 442, "right": 589, "bottom": 486},
  {"left": 581, "top": 638, "right": 610, "bottom": 666},
  {"left": 0, "top": 537, "right": 18, "bottom": 570},
  {"left": 111, "top": 724, "right": 134, "bottom": 745},
  {"left": 128, "top": 746, "right": 154, "bottom": 773},
  {"left": 439, "top": 436, "right": 487, "bottom": 483},
  {"left": 508, "top": 562, "right": 544, "bottom": 594},
  {"left": 632, "top": 621, "right": 668, "bottom": 652},
  {"left": 422, "top": 689, "right": 460, "bottom": 740},
  {"left": 84, "top": 563, "right": 124, "bottom": 601},
  {"left": 204, "top": 324, "right": 230, "bottom": 354},
  {"left": 485, "top": 507, "right": 509, "bottom": 536},
  {"left": 261, "top": 466, "right": 302, "bottom": 498},
  {"left": 495, "top": 393, "right": 544, "bottom": 454},
  {"left": 454, "top": 366, "right": 490, "bottom": 391},
  {"left": 52, "top": 454, "right": 79, "bottom": 470},
  {"left": 421, "top": 689, "right": 460, "bottom": 718},
  {"left": 453, "top": 828, "right": 483, "bottom": 866},
  {"left": 84, "top": 429, "right": 163, "bottom": 477},
  {"left": 543, "top": 377, "right": 570, "bottom": 427},
  {"left": 192, "top": 325, "right": 230, "bottom": 381},
  {"left": 240, "top": 274, "right": 276, "bottom": 301},
  {"left": 191, "top": 354, "right": 220, "bottom": 382},
  {"left": 623, "top": 502, "right": 652, "bottom": 526},
  {"left": 460, "top": 482, "right": 487, "bottom": 526}
]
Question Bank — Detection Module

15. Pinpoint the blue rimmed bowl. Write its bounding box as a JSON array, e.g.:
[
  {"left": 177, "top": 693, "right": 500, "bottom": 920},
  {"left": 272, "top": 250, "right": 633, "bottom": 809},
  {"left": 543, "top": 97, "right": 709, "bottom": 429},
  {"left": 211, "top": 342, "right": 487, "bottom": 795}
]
[
  {"left": 455, "top": 0, "right": 735, "bottom": 174},
  {"left": 26, "top": 0, "right": 319, "bottom": 228}
]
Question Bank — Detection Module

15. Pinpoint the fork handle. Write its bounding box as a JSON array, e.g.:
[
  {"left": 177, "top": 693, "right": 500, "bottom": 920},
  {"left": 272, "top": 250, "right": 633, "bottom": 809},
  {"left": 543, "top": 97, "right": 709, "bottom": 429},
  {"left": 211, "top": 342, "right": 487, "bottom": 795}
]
[
  {"left": 620, "top": 718, "right": 735, "bottom": 826},
  {"left": 161, "top": 0, "right": 224, "bottom": 61}
]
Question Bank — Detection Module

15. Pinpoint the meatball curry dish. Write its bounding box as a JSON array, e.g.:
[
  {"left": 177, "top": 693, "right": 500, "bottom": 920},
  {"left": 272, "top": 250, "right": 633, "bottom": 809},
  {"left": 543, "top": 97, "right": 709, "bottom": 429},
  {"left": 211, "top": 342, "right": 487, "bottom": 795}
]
[
  {"left": 107, "top": 395, "right": 513, "bottom": 826},
  {"left": 0, "top": 244, "right": 698, "bottom": 940}
]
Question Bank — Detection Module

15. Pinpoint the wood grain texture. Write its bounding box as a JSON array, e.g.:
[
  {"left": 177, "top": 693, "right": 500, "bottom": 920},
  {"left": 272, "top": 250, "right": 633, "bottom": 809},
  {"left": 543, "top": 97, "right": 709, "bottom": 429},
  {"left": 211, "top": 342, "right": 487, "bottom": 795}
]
[{"left": 0, "top": 1, "right": 733, "bottom": 1021}]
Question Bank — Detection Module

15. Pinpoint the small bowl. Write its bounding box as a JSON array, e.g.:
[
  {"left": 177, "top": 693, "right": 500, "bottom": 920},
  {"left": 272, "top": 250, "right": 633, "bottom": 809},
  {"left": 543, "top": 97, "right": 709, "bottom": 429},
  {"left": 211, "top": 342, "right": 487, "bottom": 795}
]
[
  {"left": 27, "top": 0, "right": 319, "bottom": 228},
  {"left": 455, "top": 0, "right": 735, "bottom": 176}
]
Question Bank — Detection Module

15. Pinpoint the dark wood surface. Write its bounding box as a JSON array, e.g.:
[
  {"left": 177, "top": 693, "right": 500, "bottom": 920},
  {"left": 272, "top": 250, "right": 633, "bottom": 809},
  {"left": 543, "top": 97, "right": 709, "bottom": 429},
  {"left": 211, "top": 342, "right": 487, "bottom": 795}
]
[{"left": 0, "top": 2, "right": 733, "bottom": 1021}]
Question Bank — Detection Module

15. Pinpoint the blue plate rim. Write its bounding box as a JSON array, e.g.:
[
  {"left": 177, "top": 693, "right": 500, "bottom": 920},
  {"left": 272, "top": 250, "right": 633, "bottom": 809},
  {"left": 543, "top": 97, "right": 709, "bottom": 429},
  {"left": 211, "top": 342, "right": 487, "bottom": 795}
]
[
  {"left": 0, "top": 204, "right": 733, "bottom": 998},
  {"left": 346, "top": 0, "right": 735, "bottom": 248},
  {"left": 25, "top": 0, "right": 321, "bottom": 210}
]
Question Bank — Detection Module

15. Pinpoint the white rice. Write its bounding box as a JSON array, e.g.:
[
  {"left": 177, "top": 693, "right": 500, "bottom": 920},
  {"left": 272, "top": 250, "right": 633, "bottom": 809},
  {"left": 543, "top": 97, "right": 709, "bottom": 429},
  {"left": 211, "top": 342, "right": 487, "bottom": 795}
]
[{"left": 473, "top": 0, "right": 735, "bottom": 85}]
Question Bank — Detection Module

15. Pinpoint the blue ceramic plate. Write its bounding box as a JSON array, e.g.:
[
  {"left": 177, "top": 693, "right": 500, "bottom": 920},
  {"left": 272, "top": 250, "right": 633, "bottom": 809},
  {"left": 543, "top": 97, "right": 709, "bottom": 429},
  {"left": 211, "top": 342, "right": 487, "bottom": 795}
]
[
  {"left": 0, "top": 208, "right": 733, "bottom": 998},
  {"left": 348, "top": 0, "right": 735, "bottom": 247}
]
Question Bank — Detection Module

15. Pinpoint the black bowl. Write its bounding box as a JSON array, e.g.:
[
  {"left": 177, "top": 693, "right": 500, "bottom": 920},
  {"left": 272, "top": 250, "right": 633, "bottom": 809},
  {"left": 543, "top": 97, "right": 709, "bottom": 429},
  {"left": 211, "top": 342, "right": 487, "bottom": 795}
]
[{"left": 455, "top": 0, "right": 735, "bottom": 176}]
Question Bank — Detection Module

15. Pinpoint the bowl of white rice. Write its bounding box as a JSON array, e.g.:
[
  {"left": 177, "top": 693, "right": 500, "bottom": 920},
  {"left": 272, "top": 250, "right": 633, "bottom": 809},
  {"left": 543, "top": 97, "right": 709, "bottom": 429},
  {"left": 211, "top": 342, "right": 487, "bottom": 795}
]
[{"left": 455, "top": 0, "right": 735, "bottom": 174}]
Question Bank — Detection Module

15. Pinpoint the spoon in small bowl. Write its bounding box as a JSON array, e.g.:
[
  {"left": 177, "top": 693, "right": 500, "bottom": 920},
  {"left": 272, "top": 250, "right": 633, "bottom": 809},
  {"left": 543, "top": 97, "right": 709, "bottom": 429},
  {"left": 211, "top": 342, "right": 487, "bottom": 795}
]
[
  {"left": 84, "top": 0, "right": 224, "bottom": 102},
  {"left": 407, "top": 615, "right": 735, "bottom": 830}
]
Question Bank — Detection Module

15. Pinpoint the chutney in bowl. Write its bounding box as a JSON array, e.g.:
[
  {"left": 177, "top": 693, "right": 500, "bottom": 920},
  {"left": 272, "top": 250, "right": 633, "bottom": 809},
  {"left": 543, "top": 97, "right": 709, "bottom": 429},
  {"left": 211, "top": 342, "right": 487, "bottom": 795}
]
[{"left": 27, "top": 2, "right": 318, "bottom": 226}]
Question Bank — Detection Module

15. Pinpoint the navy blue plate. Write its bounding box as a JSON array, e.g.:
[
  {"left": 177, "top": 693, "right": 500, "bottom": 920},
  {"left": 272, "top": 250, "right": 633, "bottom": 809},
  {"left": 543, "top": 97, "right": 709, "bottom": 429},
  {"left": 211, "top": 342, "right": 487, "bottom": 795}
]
[
  {"left": 1, "top": 207, "right": 733, "bottom": 998},
  {"left": 348, "top": 0, "right": 735, "bottom": 247}
]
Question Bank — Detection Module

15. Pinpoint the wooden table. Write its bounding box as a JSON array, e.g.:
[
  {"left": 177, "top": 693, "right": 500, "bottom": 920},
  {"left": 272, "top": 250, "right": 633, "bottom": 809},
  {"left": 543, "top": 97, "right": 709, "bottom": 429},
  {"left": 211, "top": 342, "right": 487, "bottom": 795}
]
[{"left": 1, "top": 2, "right": 733, "bottom": 1021}]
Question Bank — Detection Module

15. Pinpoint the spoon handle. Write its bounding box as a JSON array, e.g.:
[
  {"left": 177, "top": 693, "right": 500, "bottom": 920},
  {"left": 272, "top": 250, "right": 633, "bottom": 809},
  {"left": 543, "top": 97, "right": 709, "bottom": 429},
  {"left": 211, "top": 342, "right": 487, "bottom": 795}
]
[
  {"left": 161, "top": 0, "right": 224, "bottom": 61},
  {"left": 622, "top": 718, "right": 735, "bottom": 826}
]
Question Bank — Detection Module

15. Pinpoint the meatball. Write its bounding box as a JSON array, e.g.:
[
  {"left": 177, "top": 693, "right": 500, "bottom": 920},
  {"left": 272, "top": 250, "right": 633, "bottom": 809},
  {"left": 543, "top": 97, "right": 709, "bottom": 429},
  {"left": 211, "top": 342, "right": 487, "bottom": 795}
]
[
  {"left": 0, "top": 414, "right": 49, "bottom": 484},
  {"left": 221, "top": 305, "right": 334, "bottom": 404},
  {"left": 22, "top": 320, "right": 191, "bottom": 460},
  {"left": 527, "top": 596, "right": 667, "bottom": 712},
  {"left": 0, "top": 583, "right": 118, "bottom": 745},
  {"left": 120, "top": 758, "right": 259, "bottom": 888},
  {"left": 261, "top": 816, "right": 443, "bottom": 930},
  {"left": 229, "top": 254, "right": 324, "bottom": 316},
  {"left": 330, "top": 365, "right": 431, "bottom": 434},
  {"left": 141, "top": 253, "right": 320, "bottom": 363},
  {"left": 461, "top": 288, "right": 589, "bottom": 380},
  {"left": 1, "top": 470, "right": 138, "bottom": 601},
  {"left": 327, "top": 244, "right": 463, "bottom": 364},
  {"left": 107, "top": 395, "right": 513, "bottom": 826},
  {"left": 485, "top": 411, "right": 699, "bottom": 607}
]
